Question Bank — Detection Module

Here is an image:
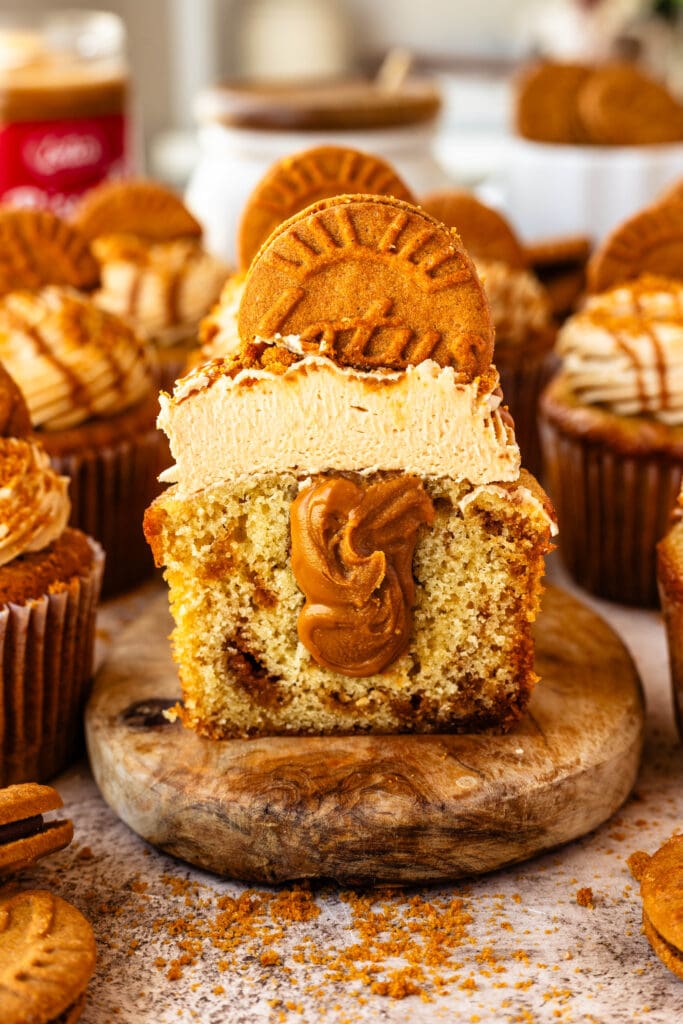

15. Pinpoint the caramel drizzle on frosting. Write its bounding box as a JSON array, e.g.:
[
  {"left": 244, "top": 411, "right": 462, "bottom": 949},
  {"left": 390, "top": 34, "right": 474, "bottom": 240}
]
[{"left": 290, "top": 474, "right": 435, "bottom": 677}]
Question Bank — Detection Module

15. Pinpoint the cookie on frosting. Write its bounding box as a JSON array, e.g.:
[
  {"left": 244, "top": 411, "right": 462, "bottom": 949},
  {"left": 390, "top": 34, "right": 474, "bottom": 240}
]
[
  {"left": 73, "top": 179, "right": 202, "bottom": 242},
  {"left": 238, "top": 193, "right": 494, "bottom": 377},
  {"left": 237, "top": 145, "right": 415, "bottom": 271},
  {"left": 0, "top": 890, "right": 95, "bottom": 1024},
  {"left": 0, "top": 783, "right": 73, "bottom": 876},
  {"left": 587, "top": 201, "right": 683, "bottom": 292},
  {"left": 421, "top": 190, "right": 526, "bottom": 269},
  {"left": 0, "top": 211, "right": 98, "bottom": 296}
]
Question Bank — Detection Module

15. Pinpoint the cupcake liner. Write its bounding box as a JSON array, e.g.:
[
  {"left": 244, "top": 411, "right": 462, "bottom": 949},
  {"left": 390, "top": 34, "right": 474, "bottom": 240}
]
[
  {"left": 541, "top": 416, "right": 683, "bottom": 606},
  {"left": 50, "top": 428, "right": 164, "bottom": 597},
  {"left": 498, "top": 352, "right": 558, "bottom": 481},
  {"left": 0, "top": 540, "right": 104, "bottom": 785}
]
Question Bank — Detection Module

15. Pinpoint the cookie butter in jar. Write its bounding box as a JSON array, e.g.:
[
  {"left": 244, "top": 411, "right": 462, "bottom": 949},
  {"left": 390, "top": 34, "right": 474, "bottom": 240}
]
[
  {"left": 187, "top": 76, "right": 448, "bottom": 263},
  {"left": 0, "top": 10, "right": 132, "bottom": 215}
]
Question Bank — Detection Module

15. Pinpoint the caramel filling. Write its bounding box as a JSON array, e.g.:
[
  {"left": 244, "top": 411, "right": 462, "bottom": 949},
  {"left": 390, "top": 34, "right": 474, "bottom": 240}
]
[{"left": 290, "top": 474, "right": 434, "bottom": 677}]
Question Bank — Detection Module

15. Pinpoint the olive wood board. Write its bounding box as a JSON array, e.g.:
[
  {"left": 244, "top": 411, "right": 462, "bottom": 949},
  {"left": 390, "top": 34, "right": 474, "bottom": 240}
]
[{"left": 86, "top": 585, "right": 644, "bottom": 886}]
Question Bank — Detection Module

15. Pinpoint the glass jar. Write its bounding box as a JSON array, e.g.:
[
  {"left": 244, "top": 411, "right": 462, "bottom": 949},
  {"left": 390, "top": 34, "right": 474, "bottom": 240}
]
[
  {"left": 186, "top": 77, "right": 449, "bottom": 264},
  {"left": 0, "top": 9, "right": 132, "bottom": 216}
]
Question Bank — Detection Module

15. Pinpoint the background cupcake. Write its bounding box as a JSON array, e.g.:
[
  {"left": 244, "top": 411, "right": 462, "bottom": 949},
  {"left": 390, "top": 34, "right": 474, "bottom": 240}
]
[
  {"left": 540, "top": 272, "right": 683, "bottom": 606},
  {"left": 73, "top": 179, "right": 230, "bottom": 391},
  {"left": 0, "top": 363, "right": 104, "bottom": 785},
  {"left": 658, "top": 493, "right": 683, "bottom": 741},
  {"left": 0, "top": 285, "right": 161, "bottom": 597},
  {"left": 421, "top": 190, "right": 556, "bottom": 478}
]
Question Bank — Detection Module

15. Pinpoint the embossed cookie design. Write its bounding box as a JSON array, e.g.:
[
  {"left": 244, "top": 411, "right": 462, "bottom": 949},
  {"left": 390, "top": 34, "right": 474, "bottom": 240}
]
[
  {"left": 73, "top": 179, "right": 202, "bottom": 242},
  {"left": 0, "top": 211, "right": 99, "bottom": 296},
  {"left": 238, "top": 194, "right": 494, "bottom": 376},
  {"left": 237, "top": 145, "right": 415, "bottom": 270},
  {"left": 588, "top": 201, "right": 683, "bottom": 292},
  {"left": 515, "top": 62, "right": 591, "bottom": 143},
  {"left": 291, "top": 475, "right": 435, "bottom": 676},
  {"left": 578, "top": 64, "right": 683, "bottom": 145},
  {"left": 0, "top": 890, "right": 96, "bottom": 1024},
  {"left": 421, "top": 190, "right": 526, "bottom": 269}
]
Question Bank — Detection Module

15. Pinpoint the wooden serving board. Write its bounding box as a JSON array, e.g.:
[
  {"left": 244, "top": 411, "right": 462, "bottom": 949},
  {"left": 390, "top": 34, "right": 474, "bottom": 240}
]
[{"left": 86, "top": 586, "right": 644, "bottom": 886}]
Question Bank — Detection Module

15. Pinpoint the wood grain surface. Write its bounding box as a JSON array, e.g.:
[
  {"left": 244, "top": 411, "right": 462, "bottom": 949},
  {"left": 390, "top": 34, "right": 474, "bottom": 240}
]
[{"left": 85, "top": 585, "right": 644, "bottom": 885}]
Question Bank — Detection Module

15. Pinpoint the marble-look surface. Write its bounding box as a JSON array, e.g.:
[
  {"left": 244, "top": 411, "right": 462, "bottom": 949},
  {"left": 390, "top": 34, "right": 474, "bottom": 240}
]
[{"left": 13, "top": 553, "right": 683, "bottom": 1024}]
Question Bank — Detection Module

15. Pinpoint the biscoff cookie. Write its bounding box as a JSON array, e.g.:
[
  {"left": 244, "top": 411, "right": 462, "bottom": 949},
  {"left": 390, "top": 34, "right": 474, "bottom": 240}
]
[
  {"left": 525, "top": 234, "right": 591, "bottom": 269},
  {"left": 0, "top": 890, "right": 95, "bottom": 1024},
  {"left": 515, "top": 62, "right": 591, "bottom": 143},
  {"left": 0, "top": 784, "right": 73, "bottom": 876},
  {"left": 237, "top": 193, "right": 494, "bottom": 376},
  {"left": 238, "top": 145, "right": 415, "bottom": 271},
  {"left": 73, "top": 179, "right": 202, "bottom": 242},
  {"left": 660, "top": 178, "right": 683, "bottom": 206},
  {"left": 630, "top": 835, "right": 683, "bottom": 981},
  {"left": 0, "top": 211, "right": 98, "bottom": 296},
  {"left": 587, "top": 201, "right": 683, "bottom": 292},
  {"left": 420, "top": 190, "right": 526, "bottom": 269},
  {"left": 578, "top": 64, "right": 683, "bottom": 146}
]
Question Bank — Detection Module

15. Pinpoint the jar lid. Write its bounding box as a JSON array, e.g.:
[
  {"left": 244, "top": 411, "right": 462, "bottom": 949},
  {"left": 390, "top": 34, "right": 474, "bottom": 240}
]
[{"left": 195, "top": 76, "right": 441, "bottom": 131}]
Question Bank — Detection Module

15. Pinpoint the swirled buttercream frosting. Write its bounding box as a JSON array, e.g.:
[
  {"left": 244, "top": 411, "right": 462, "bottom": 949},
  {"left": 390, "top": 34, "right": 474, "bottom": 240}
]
[
  {"left": 557, "top": 275, "right": 683, "bottom": 424},
  {"left": 93, "top": 235, "right": 230, "bottom": 346},
  {"left": 0, "top": 437, "right": 70, "bottom": 566},
  {"left": 474, "top": 258, "right": 555, "bottom": 359},
  {"left": 0, "top": 287, "right": 156, "bottom": 431}
]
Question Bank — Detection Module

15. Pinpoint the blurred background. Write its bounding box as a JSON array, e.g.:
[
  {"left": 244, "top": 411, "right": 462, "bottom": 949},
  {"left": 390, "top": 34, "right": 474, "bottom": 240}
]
[{"left": 3, "top": 0, "right": 682, "bottom": 184}]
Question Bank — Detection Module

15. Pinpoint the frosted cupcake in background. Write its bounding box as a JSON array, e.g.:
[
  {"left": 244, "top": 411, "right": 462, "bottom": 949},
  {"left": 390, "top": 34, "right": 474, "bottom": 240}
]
[
  {"left": 421, "top": 191, "right": 556, "bottom": 479},
  {"left": 541, "top": 273, "right": 683, "bottom": 606},
  {"left": 73, "top": 180, "right": 230, "bottom": 391},
  {"left": 0, "top": 363, "right": 104, "bottom": 784},
  {"left": 0, "top": 208, "right": 164, "bottom": 595},
  {"left": 658, "top": 487, "right": 683, "bottom": 741}
]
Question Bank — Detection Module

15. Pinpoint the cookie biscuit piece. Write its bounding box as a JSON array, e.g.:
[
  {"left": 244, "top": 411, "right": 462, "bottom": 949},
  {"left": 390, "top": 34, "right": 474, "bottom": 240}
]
[
  {"left": 238, "top": 193, "right": 494, "bottom": 377},
  {"left": 238, "top": 145, "right": 415, "bottom": 271},
  {"left": 659, "top": 178, "right": 683, "bottom": 207},
  {"left": 587, "top": 202, "right": 683, "bottom": 292},
  {"left": 639, "top": 834, "right": 683, "bottom": 979},
  {"left": 0, "top": 890, "right": 95, "bottom": 1024},
  {"left": 0, "top": 211, "right": 98, "bottom": 296},
  {"left": 420, "top": 191, "right": 526, "bottom": 269},
  {"left": 578, "top": 64, "right": 683, "bottom": 145},
  {"left": 515, "top": 62, "right": 591, "bottom": 143},
  {"left": 0, "top": 784, "right": 73, "bottom": 876},
  {"left": 73, "top": 179, "right": 202, "bottom": 242},
  {"left": 525, "top": 235, "right": 591, "bottom": 269}
]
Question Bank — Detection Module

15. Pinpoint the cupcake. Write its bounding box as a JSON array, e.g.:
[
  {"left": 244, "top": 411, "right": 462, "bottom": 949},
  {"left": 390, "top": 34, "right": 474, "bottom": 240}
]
[
  {"left": 421, "top": 191, "right": 556, "bottom": 478},
  {"left": 657, "top": 493, "right": 683, "bottom": 740},
  {"left": 73, "top": 180, "right": 230, "bottom": 391},
  {"left": 540, "top": 273, "right": 683, "bottom": 606},
  {"left": 0, "top": 364, "right": 104, "bottom": 785},
  {"left": 0, "top": 286, "right": 161, "bottom": 597}
]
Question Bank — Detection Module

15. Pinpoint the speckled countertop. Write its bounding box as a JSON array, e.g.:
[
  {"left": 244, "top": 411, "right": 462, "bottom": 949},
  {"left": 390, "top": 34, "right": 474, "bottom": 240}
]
[{"left": 14, "top": 553, "right": 683, "bottom": 1024}]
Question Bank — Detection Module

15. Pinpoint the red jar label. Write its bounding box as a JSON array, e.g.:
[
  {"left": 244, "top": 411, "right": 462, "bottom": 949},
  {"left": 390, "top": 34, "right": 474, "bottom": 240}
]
[{"left": 0, "top": 113, "right": 129, "bottom": 216}]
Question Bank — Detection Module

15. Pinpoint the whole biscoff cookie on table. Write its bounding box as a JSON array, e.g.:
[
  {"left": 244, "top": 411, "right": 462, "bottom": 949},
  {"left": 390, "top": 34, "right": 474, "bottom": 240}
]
[
  {"left": 515, "top": 62, "right": 591, "bottom": 143},
  {"left": 0, "top": 890, "right": 95, "bottom": 1024},
  {"left": 0, "top": 211, "right": 99, "bottom": 296},
  {"left": 0, "top": 784, "right": 73, "bottom": 876},
  {"left": 587, "top": 201, "right": 683, "bottom": 292},
  {"left": 238, "top": 193, "right": 494, "bottom": 376},
  {"left": 73, "top": 178, "right": 202, "bottom": 242},
  {"left": 238, "top": 145, "right": 415, "bottom": 271},
  {"left": 420, "top": 190, "right": 526, "bottom": 269},
  {"left": 577, "top": 64, "right": 683, "bottom": 146},
  {"left": 630, "top": 835, "right": 683, "bottom": 981}
]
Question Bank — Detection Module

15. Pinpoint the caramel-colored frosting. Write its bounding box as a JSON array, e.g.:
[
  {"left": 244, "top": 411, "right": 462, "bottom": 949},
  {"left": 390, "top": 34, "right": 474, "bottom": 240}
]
[
  {"left": 198, "top": 272, "right": 244, "bottom": 363},
  {"left": 475, "top": 258, "right": 555, "bottom": 359},
  {"left": 557, "top": 275, "right": 683, "bottom": 424},
  {"left": 0, "top": 287, "right": 156, "bottom": 431},
  {"left": 93, "top": 234, "right": 230, "bottom": 347},
  {"left": 290, "top": 474, "right": 435, "bottom": 676},
  {"left": 0, "top": 437, "right": 70, "bottom": 566}
]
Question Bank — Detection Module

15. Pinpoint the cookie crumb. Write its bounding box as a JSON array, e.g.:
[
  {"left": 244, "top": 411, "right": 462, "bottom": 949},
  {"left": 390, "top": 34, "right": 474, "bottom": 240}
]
[
  {"left": 576, "top": 887, "right": 594, "bottom": 909},
  {"left": 627, "top": 851, "right": 651, "bottom": 882}
]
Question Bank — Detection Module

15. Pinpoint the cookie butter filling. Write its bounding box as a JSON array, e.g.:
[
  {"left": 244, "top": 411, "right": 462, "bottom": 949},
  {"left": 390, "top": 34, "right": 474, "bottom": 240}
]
[
  {"left": 291, "top": 475, "right": 435, "bottom": 676},
  {"left": 159, "top": 354, "right": 520, "bottom": 494},
  {"left": 94, "top": 235, "right": 230, "bottom": 344},
  {"left": 0, "top": 287, "right": 156, "bottom": 430},
  {"left": 0, "top": 438, "right": 70, "bottom": 566},
  {"left": 557, "top": 276, "right": 683, "bottom": 423}
]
